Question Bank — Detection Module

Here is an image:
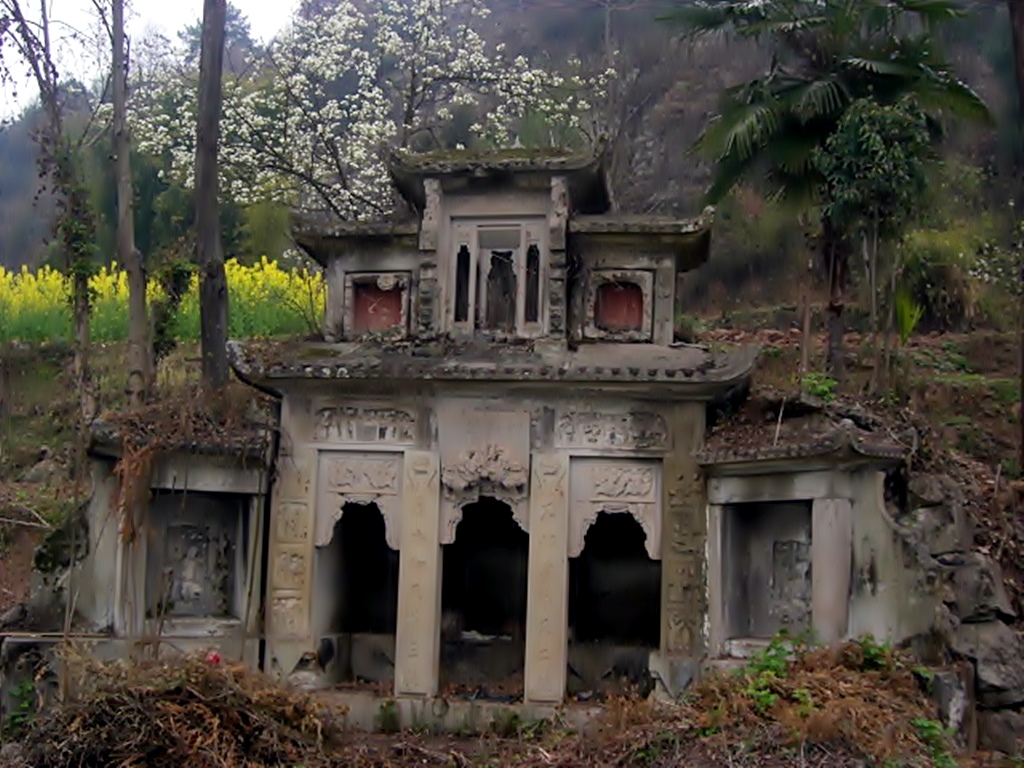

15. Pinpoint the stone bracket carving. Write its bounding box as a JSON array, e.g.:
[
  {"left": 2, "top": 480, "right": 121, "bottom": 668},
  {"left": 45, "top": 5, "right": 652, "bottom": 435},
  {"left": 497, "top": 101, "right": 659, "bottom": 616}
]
[
  {"left": 569, "top": 458, "right": 661, "bottom": 559},
  {"left": 316, "top": 451, "right": 403, "bottom": 550},
  {"left": 556, "top": 410, "right": 668, "bottom": 450},
  {"left": 440, "top": 445, "right": 529, "bottom": 544}
]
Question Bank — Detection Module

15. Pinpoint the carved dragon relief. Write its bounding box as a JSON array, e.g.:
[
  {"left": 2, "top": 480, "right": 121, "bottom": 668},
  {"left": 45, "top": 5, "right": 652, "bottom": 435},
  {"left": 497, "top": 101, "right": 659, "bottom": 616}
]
[
  {"left": 569, "top": 460, "right": 662, "bottom": 560},
  {"left": 440, "top": 445, "right": 529, "bottom": 544},
  {"left": 315, "top": 453, "right": 402, "bottom": 550}
]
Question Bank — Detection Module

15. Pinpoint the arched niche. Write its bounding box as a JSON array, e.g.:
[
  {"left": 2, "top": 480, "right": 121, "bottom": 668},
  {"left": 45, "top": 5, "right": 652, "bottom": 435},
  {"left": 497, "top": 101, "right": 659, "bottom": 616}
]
[
  {"left": 569, "top": 458, "right": 661, "bottom": 560},
  {"left": 439, "top": 446, "right": 529, "bottom": 545},
  {"left": 315, "top": 452, "right": 402, "bottom": 550}
]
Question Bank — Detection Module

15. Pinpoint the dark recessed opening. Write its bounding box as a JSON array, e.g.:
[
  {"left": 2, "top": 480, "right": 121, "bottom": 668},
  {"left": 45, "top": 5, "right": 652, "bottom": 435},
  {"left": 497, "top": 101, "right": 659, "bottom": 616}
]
[
  {"left": 525, "top": 244, "right": 540, "bottom": 323},
  {"left": 440, "top": 497, "right": 528, "bottom": 701},
  {"left": 722, "top": 501, "right": 812, "bottom": 641},
  {"left": 455, "top": 245, "right": 471, "bottom": 323},
  {"left": 595, "top": 281, "right": 644, "bottom": 333},
  {"left": 146, "top": 492, "right": 246, "bottom": 620},
  {"left": 319, "top": 502, "right": 398, "bottom": 687},
  {"left": 567, "top": 512, "right": 660, "bottom": 700},
  {"left": 483, "top": 250, "right": 517, "bottom": 331}
]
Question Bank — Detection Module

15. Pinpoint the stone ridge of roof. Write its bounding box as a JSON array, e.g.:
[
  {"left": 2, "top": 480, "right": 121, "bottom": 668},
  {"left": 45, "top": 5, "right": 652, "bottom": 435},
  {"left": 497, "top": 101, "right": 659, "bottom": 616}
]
[
  {"left": 696, "top": 418, "right": 908, "bottom": 468},
  {"left": 228, "top": 339, "right": 760, "bottom": 393},
  {"left": 569, "top": 207, "right": 715, "bottom": 236}
]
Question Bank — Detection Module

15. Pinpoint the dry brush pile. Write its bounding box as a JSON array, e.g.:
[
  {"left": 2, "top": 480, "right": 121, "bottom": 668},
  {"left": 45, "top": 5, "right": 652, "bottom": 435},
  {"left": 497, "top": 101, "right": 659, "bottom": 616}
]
[
  {"left": 17, "top": 638, "right": 957, "bottom": 768},
  {"left": 22, "top": 653, "right": 343, "bottom": 768}
]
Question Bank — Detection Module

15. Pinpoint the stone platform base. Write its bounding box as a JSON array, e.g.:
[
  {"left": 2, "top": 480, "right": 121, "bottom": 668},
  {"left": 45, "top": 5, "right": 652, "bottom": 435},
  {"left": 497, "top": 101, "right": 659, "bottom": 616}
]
[{"left": 314, "top": 689, "right": 603, "bottom": 734}]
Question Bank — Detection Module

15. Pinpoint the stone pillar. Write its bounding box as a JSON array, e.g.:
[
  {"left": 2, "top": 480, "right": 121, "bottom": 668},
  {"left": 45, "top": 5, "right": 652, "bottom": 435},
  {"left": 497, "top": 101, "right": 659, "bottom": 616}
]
[
  {"left": 524, "top": 453, "right": 570, "bottom": 704},
  {"left": 548, "top": 176, "right": 568, "bottom": 336},
  {"left": 394, "top": 450, "right": 442, "bottom": 697},
  {"left": 811, "top": 498, "right": 852, "bottom": 644},
  {"left": 706, "top": 503, "right": 725, "bottom": 657},
  {"left": 266, "top": 444, "right": 317, "bottom": 679},
  {"left": 659, "top": 403, "right": 707, "bottom": 657}
]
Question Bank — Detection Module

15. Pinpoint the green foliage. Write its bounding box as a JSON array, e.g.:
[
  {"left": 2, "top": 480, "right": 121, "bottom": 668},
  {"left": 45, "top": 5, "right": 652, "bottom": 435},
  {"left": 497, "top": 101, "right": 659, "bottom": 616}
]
[
  {"left": 895, "top": 290, "right": 925, "bottom": 345},
  {"left": 675, "top": 313, "right": 706, "bottom": 343},
  {"left": 899, "top": 224, "right": 989, "bottom": 331},
  {"left": 801, "top": 371, "right": 838, "bottom": 401},
  {"left": 375, "top": 699, "right": 400, "bottom": 733},
  {"left": 742, "top": 631, "right": 817, "bottom": 717},
  {"left": 2, "top": 680, "right": 37, "bottom": 739},
  {"left": 670, "top": 0, "right": 991, "bottom": 206},
  {"left": 815, "top": 96, "right": 931, "bottom": 239},
  {"left": 911, "top": 717, "right": 956, "bottom": 768},
  {"left": 854, "top": 635, "right": 891, "bottom": 671}
]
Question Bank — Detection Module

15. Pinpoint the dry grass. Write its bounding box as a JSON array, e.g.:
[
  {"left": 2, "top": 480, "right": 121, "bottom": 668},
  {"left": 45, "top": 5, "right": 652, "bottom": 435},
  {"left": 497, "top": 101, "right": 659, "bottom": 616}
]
[
  {"left": 18, "top": 640, "right": 958, "bottom": 768},
  {"left": 24, "top": 652, "right": 344, "bottom": 768}
]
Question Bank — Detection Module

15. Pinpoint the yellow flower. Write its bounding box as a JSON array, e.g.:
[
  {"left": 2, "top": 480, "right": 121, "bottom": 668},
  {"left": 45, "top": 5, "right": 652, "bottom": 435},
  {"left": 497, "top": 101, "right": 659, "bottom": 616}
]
[{"left": 0, "top": 258, "right": 326, "bottom": 343}]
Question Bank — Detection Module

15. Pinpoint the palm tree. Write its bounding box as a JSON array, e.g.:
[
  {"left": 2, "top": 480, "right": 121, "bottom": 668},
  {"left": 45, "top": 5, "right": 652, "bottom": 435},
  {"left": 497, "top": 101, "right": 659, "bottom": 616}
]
[{"left": 668, "top": 0, "right": 992, "bottom": 379}]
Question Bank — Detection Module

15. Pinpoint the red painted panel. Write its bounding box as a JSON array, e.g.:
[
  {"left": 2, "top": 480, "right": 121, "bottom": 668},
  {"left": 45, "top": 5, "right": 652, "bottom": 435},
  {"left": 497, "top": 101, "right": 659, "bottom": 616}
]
[
  {"left": 595, "top": 282, "right": 644, "bottom": 332},
  {"left": 353, "top": 285, "right": 403, "bottom": 333}
]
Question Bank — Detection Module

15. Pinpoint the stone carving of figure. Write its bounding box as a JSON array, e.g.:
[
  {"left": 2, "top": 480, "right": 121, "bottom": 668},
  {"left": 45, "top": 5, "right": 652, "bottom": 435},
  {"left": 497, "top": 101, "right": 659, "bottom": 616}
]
[{"left": 176, "top": 545, "right": 204, "bottom": 604}]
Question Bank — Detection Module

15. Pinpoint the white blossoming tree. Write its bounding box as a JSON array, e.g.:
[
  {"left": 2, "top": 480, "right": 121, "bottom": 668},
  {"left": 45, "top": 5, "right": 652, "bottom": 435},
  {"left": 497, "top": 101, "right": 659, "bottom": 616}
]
[{"left": 131, "top": 0, "right": 606, "bottom": 220}]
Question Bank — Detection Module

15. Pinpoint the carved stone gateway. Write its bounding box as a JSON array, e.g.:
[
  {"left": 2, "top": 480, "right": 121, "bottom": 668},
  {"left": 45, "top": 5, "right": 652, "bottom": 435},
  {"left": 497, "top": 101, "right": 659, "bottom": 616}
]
[
  {"left": 569, "top": 458, "right": 662, "bottom": 559},
  {"left": 315, "top": 452, "right": 403, "bottom": 550}
]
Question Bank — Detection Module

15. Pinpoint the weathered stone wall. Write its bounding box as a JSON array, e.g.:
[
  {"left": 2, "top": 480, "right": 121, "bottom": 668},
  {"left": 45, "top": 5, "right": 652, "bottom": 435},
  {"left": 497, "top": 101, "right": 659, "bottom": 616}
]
[
  {"left": 706, "top": 467, "right": 922, "bottom": 657},
  {"left": 265, "top": 388, "right": 709, "bottom": 704}
]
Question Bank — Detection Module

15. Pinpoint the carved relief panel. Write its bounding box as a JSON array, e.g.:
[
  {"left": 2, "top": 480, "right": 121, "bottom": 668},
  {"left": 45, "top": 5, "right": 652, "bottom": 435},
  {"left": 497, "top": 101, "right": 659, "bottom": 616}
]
[
  {"left": 315, "top": 451, "right": 403, "bottom": 550},
  {"left": 313, "top": 403, "right": 417, "bottom": 445},
  {"left": 569, "top": 458, "right": 662, "bottom": 559},
  {"left": 437, "top": 403, "right": 531, "bottom": 544},
  {"left": 555, "top": 409, "right": 668, "bottom": 451},
  {"left": 268, "top": 446, "right": 316, "bottom": 642}
]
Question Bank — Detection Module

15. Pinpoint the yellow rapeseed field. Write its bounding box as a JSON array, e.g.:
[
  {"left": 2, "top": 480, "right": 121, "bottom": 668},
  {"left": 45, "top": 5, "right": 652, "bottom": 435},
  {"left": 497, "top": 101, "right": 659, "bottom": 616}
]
[{"left": 0, "top": 257, "right": 325, "bottom": 343}]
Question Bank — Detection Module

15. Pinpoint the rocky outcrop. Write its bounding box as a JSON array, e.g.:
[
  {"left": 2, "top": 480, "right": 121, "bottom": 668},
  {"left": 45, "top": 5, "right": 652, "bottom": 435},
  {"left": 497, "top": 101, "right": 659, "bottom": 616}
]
[
  {"left": 906, "top": 474, "right": 974, "bottom": 556},
  {"left": 930, "top": 662, "right": 977, "bottom": 750},
  {"left": 937, "top": 552, "right": 1015, "bottom": 624},
  {"left": 950, "top": 622, "right": 1024, "bottom": 709},
  {"left": 899, "top": 473, "right": 1024, "bottom": 757},
  {"left": 977, "top": 709, "right": 1024, "bottom": 756}
]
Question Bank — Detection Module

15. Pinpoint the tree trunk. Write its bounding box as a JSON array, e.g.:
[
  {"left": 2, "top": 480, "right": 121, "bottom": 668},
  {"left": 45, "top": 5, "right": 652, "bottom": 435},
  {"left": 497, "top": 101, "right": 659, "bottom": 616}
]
[
  {"left": 113, "top": 0, "right": 149, "bottom": 407},
  {"left": 0, "top": 346, "right": 9, "bottom": 463},
  {"left": 71, "top": 266, "right": 96, "bottom": 422},
  {"left": 799, "top": 256, "right": 812, "bottom": 376},
  {"left": 822, "top": 215, "right": 848, "bottom": 384},
  {"left": 1005, "top": 0, "right": 1024, "bottom": 470},
  {"left": 195, "top": 0, "right": 230, "bottom": 391}
]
